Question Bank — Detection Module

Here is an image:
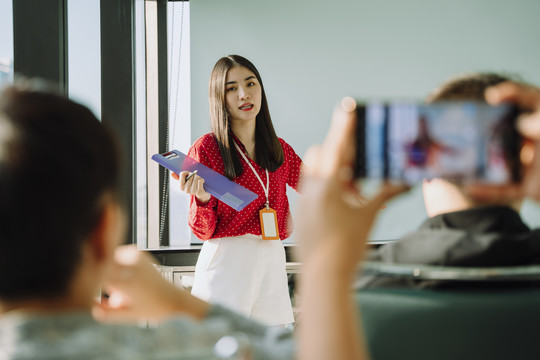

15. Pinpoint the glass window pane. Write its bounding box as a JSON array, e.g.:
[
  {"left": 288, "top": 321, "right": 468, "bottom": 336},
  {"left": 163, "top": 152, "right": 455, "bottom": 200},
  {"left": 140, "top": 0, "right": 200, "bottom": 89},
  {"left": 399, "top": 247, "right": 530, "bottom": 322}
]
[
  {"left": 0, "top": 0, "right": 14, "bottom": 87},
  {"left": 136, "top": 0, "right": 191, "bottom": 249},
  {"left": 135, "top": 0, "right": 148, "bottom": 248},
  {"left": 168, "top": 1, "right": 191, "bottom": 246},
  {"left": 68, "top": 0, "right": 101, "bottom": 117}
]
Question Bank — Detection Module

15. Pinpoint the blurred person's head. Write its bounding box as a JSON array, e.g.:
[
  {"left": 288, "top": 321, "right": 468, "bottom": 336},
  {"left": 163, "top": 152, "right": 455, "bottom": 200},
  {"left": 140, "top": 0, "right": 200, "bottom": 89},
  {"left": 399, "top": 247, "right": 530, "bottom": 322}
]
[
  {"left": 422, "top": 73, "right": 523, "bottom": 217},
  {"left": 426, "top": 73, "right": 519, "bottom": 102},
  {"left": 0, "top": 80, "right": 125, "bottom": 311}
]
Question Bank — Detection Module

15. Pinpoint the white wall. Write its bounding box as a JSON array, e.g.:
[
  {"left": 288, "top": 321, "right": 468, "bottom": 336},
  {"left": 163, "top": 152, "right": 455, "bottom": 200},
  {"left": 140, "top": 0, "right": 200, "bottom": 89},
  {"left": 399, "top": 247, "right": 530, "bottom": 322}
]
[{"left": 190, "top": 0, "right": 540, "bottom": 241}]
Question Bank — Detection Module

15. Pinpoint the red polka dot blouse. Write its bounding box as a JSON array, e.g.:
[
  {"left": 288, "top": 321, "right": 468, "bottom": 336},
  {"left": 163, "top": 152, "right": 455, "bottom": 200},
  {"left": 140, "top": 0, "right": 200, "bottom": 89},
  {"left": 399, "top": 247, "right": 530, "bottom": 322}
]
[{"left": 188, "top": 133, "right": 303, "bottom": 240}]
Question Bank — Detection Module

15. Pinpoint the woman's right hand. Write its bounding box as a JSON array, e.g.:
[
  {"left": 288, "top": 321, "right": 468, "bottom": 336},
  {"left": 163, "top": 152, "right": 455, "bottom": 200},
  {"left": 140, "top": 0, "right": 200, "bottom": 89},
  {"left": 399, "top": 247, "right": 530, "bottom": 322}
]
[{"left": 171, "top": 171, "right": 211, "bottom": 204}]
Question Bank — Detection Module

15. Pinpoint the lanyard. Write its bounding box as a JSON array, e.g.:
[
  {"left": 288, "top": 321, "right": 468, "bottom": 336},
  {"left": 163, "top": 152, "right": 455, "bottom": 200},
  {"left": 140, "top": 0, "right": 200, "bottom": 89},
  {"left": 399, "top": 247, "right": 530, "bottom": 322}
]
[{"left": 233, "top": 142, "right": 270, "bottom": 209}]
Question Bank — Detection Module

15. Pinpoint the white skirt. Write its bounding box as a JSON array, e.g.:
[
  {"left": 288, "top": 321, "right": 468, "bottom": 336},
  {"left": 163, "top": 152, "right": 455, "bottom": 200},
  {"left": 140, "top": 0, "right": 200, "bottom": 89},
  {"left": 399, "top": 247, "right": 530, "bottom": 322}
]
[{"left": 191, "top": 234, "right": 294, "bottom": 326}]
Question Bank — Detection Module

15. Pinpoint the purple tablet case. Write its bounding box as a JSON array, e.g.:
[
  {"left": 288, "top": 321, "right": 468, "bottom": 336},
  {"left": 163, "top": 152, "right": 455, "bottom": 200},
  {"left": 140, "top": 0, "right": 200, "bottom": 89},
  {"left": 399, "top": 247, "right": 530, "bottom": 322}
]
[{"left": 152, "top": 150, "right": 258, "bottom": 211}]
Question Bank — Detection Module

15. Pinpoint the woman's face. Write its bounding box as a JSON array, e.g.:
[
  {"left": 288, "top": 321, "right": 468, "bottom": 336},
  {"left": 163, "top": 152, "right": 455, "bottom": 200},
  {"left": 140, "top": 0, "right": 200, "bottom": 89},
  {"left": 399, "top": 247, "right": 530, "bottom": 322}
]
[{"left": 224, "top": 66, "right": 262, "bottom": 124}]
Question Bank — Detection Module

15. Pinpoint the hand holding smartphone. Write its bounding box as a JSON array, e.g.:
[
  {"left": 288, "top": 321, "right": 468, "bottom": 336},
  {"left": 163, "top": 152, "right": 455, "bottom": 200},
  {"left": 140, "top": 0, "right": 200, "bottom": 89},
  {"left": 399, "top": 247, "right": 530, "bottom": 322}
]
[{"left": 354, "top": 101, "right": 522, "bottom": 184}]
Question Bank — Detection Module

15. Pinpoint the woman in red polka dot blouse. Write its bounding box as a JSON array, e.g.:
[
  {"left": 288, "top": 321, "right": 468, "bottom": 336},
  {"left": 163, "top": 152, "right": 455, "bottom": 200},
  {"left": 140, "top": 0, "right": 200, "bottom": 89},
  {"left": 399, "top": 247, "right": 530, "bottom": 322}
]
[{"left": 173, "top": 55, "right": 302, "bottom": 326}]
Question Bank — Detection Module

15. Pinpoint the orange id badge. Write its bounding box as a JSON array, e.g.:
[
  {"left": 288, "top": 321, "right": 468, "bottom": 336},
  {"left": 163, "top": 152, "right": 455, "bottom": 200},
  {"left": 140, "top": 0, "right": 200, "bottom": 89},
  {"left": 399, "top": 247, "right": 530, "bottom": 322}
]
[{"left": 259, "top": 207, "right": 280, "bottom": 240}]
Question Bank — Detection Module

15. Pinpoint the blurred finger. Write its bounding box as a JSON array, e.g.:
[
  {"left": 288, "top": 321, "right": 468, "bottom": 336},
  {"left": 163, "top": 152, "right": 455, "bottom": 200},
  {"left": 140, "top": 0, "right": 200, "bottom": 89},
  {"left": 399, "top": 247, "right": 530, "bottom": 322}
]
[
  {"left": 171, "top": 172, "right": 180, "bottom": 180},
  {"left": 102, "top": 264, "right": 133, "bottom": 288},
  {"left": 302, "top": 145, "right": 323, "bottom": 176},
  {"left": 178, "top": 171, "right": 190, "bottom": 188},
  {"left": 524, "top": 144, "right": 540, "bottom": 201},
  {"left": 92, "top": 304, "right": 139, "bottom": 324},
  {"left": 366, "top": 183, "right": 410, "bottom": 212},
  {"left": 115, "top": 245, "right": 143, "bottom": 265},
  {"left": 517, "top": 112, "right": 540, "bottom": 140},
  {"left": 485, "top": 82, "right": 540, "bottom": 110},
  {"left": 465, "top": 184, "right": 524, "bottom": 203},
  {"left": 342, "top": 191, "right": 369, "bottom": 208},
  {"left": 187, "top": 176, "right": 199, "bottom": 194},
  {"left": 196, "top": 178, "right": 206, "bottom": 195},
  {"left": 185, "top": 173, "right": 196, "bottom": 186},
  {"left": 486, "top": 82, "right": 540, "bottom": 141},
  {"left": 191, "top": 177, "right": 200, "bottom": 195}
]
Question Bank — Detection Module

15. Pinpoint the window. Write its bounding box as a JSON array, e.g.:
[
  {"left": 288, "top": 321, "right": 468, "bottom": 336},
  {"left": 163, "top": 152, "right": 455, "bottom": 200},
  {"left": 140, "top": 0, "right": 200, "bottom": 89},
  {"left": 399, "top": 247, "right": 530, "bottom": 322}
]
[
  {"left": 167, "top": 1, "right": 192, "bottom": 246},
  {"left": 0, "top": 0, "right": 14, "bottom": 87},
  {"left": 135, "top": 0, "right": 148, "bottom": 248},
  {"left": 136, "top": 0, "right": 191, "bottom": 249},
  {"left": 68, "top": 0, "right": 101, "bottom": 116}
]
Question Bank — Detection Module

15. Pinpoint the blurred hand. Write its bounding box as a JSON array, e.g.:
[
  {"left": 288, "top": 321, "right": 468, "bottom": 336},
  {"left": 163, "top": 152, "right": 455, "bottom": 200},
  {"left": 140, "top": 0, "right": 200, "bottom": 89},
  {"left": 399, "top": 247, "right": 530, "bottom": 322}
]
[
  {"left": 466, "top": 82, "right": 540, "bottom": 202},
  {"left": 295, "top": 98, "right": 408, "bottom": 274},
  {"left": 172, "top": 171, "right": 211, "bottom": 204},
  {"left": 295, "top": 98, "right": 408, "bottom": 360},
  {"left": 93, "top": 245, "right": 209, "bottom": 324}
]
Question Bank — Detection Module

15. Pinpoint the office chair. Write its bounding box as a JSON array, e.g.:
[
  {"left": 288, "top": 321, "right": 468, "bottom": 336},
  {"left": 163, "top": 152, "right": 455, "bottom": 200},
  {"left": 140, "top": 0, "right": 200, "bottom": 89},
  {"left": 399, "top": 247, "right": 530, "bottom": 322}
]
[{"left": 356, "top": 263, "right": 540, "bottom": 360}]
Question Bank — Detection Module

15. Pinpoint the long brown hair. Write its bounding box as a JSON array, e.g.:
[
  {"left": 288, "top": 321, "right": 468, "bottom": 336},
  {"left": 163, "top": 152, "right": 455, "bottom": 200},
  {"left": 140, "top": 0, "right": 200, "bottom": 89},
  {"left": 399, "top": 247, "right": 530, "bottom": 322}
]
[{"left": 209, "top": 55, "right": 284, "bottom": 180}]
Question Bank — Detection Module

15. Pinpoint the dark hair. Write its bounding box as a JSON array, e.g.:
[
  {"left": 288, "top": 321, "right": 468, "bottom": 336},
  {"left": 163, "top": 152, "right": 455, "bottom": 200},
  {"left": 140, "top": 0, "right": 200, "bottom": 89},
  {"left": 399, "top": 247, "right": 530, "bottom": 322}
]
[
  {"left": 0, "top": 81, "right": 121, "bottom": 301},
  {"left": 209, "top": 55, "right": 284, "bottom": 179},
  {"left": 426, "top": 72, "right": 520, "bottom": 102}
]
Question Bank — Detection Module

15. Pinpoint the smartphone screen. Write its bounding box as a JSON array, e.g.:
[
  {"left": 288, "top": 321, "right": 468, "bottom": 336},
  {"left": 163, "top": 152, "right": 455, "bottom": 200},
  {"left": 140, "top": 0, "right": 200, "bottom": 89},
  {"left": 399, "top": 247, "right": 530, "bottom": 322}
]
[{"left": 355, "top": 101, "right": 521, "bottom": 184}]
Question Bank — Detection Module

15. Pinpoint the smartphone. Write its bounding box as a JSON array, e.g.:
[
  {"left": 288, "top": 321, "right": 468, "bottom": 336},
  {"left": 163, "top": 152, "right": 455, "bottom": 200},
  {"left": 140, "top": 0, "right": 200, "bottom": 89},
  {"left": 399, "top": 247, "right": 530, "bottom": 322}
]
[{"left": 354, "top": 101, "right": 522, "bottom": 184}]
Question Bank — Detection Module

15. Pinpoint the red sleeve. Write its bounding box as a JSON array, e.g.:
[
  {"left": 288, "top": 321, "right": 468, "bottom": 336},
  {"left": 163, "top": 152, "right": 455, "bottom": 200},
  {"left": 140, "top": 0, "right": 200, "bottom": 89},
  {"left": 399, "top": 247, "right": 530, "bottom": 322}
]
[
  {"left": 283, "top": 140, "right": 303, "bottom": 192},
  {"left": 187, "top": 143, "right": 219, "bottom": 240}
]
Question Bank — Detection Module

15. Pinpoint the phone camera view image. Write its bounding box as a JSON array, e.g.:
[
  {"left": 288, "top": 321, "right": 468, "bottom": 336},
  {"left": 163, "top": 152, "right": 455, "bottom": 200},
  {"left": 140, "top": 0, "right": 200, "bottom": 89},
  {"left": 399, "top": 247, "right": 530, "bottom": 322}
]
[{"left": 355, "top": 101, "right": 521, "bottom": 185}]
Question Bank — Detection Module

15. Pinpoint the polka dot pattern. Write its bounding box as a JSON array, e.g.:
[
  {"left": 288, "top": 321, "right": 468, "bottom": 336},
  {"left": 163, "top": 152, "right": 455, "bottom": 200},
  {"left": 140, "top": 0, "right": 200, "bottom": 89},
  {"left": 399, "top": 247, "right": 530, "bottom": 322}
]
[{"left": 188, "top": 133, "right": 302, "bottom": 241}]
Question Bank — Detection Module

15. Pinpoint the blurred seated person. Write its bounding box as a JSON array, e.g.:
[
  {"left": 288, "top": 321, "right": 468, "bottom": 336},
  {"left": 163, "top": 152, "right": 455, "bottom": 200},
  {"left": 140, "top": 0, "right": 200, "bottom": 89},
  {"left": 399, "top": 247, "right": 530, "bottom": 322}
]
[
  {"left": 295, "top": 79, "right": 540, "bottom": 359},
  {"left": 358, "top": 73, "right": 540, "bottom": 289},
  {"left": 0, "top": 81, "right": 297, "bottom": 359}
]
